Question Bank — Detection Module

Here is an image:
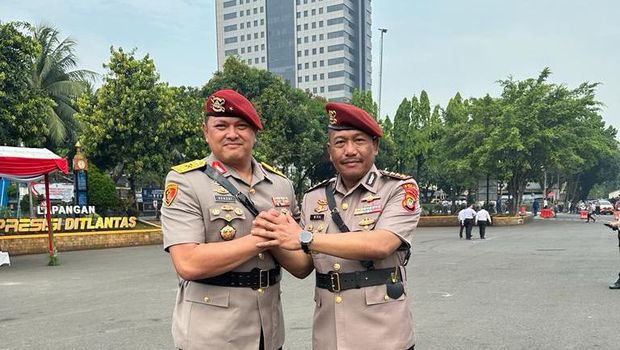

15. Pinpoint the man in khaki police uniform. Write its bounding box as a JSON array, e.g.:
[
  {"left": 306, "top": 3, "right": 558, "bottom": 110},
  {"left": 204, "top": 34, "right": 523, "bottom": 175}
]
[
  {"left": 161, "top": 89, "right": 307, "bottom": 350},
  {"left": 252, "top": 102, "right": 420, "bottom": 349}
]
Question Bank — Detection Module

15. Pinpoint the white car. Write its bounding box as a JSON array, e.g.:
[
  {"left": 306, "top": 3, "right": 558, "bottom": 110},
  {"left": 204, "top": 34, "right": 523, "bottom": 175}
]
[{"left": 597, "top": 199, "right": 614, "bottom": 214}]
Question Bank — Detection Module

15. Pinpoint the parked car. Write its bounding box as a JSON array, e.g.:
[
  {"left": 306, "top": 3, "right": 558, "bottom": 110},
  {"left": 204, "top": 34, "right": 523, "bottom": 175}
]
[{"left": 597, "top": 199, "right": 614, "bottom": 215}]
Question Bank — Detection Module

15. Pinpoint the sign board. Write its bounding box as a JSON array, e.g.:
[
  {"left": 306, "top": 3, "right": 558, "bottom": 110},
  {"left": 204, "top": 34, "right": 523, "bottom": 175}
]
[{"left": 32, "top": 183, "right": 74, "bottom": 202}]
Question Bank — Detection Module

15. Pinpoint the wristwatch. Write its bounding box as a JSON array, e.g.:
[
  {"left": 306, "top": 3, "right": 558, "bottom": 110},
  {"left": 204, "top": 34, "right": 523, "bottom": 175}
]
[{"left": 299, "top": 230, "right": 314, "bottom": 254}]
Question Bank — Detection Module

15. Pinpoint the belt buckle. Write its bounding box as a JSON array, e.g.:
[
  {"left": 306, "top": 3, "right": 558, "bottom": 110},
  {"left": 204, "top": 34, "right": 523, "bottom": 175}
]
[
  {"left": 330, "top": 272, "right": 341, "bottom": 292},
  {"left": 259, "top": 269, "right": 270, "bottom": 289}
]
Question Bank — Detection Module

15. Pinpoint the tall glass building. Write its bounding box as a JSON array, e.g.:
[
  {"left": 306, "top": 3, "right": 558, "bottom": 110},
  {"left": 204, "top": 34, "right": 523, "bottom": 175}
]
[{"left": 215, "top": 0, "right": 372, "bottom": 101}]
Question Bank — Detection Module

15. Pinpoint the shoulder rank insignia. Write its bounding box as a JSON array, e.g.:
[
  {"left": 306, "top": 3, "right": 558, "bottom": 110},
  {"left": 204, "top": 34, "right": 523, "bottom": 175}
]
[
  {"left": 380, "top": 170, "right": 413, "bottom": 180},
  {"left": 305, "top": 178, "right": 335, "bottom": 193},
  {"left": 260, "top": 162, "right": 287, "bottom": 178},
  {"left": 171, "top": 159, "right": 207, "bottom": 174}
]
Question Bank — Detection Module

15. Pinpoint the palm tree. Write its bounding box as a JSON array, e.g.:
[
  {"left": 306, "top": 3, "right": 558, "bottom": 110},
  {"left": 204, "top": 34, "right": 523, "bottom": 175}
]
[{"left": 29, "top": 24, "right": 98, "bottom": 152}]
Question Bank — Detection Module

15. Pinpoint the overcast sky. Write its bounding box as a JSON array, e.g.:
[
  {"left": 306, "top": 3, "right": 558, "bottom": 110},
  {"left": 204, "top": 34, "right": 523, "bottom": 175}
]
[{"left": 2, "top": 0, "right": 618, "bottom": 131}]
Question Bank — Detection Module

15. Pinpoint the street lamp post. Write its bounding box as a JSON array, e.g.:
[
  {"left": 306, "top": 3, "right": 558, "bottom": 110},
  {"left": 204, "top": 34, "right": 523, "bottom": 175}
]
[{"left": 377, "top": 27, "right": 387, "bottom": 119}]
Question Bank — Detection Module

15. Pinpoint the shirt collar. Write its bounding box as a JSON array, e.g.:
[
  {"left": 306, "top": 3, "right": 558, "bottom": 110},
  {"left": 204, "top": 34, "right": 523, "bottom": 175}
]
[
  {"left": 205, "top": 154, "right": 272, "bottom": 186},
  {"left": 334, "top": 164, "right": 379, "bottom": 196}
]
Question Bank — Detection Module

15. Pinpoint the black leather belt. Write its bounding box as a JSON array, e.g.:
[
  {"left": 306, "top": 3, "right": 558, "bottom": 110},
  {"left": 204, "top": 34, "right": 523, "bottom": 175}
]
[
  {"left": 194, "top": 267, "right": 281, "bottom": 290},
  {"left": 316, "top": 267, "right": 402, "bottom": 293}
]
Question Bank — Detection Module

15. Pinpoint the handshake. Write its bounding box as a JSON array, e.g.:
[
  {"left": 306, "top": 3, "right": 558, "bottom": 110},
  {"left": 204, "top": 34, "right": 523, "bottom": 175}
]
[{"left": 604, "top": 221, "right": 620, "bottom": 231}]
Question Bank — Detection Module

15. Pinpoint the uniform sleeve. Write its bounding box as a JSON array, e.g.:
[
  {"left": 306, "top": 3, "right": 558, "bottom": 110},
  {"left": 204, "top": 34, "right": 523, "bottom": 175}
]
[
  {"left": 160, "top": 170, "right": 206, "bottom": 252},
  {"left": 287, "top": 179, "right": 301, "bottom": 223},
  {"left": 374, "top": 179, "right": 421, "bottom": 248},
  {"left": 299, "top": 192, "right": 310, "bottom": 229}
]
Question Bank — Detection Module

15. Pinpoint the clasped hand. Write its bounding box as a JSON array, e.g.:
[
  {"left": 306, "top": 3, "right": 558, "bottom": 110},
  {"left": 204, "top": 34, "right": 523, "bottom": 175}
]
[{"left": 251, "top": 209, "right": 303, "bottom": 250}]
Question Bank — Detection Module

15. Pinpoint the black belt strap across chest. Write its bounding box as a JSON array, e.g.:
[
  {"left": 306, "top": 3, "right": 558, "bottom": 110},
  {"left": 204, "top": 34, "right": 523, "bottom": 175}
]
[
  {"left": 193, "top": 267, "right": 281, "bottom": 290},
  {"left": 204, "top": 164, "right": 259, "bottom": 217},
  {"left": 316, "top": 267, "right": 402, "bottom": 293}
]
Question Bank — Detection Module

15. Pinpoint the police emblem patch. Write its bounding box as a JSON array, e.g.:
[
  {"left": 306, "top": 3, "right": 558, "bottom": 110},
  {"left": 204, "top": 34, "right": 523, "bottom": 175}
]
[
  {"left": 164, "top": 183, "right": 178, "bottom": 206},
  {"left": 401, "top": 183, "right": 419, "bottom": 212}
]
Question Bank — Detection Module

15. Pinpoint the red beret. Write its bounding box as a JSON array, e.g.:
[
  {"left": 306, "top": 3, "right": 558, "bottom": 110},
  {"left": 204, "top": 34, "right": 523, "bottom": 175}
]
[
  {"left": 204, "top": 89, "right": 263, "bottom": 130},
  {"left": 326, "top": 102, "right": 383, "bottom": 138}
]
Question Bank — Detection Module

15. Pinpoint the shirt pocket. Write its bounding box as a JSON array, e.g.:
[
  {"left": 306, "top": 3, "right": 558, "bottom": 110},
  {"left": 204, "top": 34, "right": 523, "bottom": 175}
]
[
  {"left": 364, "top": 284, "right": 406, "bottom": 306},
  {"left": 185, "top": 282, "right": 231, "bottom": 308}
]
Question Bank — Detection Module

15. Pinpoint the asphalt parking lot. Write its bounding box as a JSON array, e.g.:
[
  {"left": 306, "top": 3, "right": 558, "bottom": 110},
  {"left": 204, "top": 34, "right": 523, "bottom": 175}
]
[{"left": 2, "top": 216, "right": 620, "bottom": 349}]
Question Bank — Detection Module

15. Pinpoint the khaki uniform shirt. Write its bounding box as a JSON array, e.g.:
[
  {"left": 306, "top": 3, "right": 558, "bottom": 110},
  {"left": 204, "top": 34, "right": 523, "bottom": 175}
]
[
  {"left": 301, "top": 165, "right": 421, "bottom": 350},
  {"left": 161, "top": 154, "right": 298, "bottom": 350}
]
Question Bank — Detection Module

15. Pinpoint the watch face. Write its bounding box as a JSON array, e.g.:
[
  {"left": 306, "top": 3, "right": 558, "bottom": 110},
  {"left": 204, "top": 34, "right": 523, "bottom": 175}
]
[{"left": 300, "top": 230, "right": 313, "bottom": 244}]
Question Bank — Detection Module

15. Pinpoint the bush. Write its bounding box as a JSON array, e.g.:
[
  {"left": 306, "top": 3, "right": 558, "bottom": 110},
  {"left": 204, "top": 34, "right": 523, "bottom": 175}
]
[{"left": 87, "top": 164, "right": 119, "bottom": 214}]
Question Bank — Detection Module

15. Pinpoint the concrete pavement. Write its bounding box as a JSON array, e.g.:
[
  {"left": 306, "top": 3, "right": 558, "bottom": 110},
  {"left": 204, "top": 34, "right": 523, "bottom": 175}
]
[{"left": 1, "top": 219, "right": 620, "bottom": 349}]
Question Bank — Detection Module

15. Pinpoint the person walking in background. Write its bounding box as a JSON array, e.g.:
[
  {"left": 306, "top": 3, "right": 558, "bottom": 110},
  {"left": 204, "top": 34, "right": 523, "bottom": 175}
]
[
  {"left": 462, "top": 204, "right": 477, "bottom": 240},
  {"left": 587, "top": 202, "right": 596, "bottom": 223},
  {"left": 475, "top": 206, "right": 492, "bottom": 239},
  {"left": 532, "top": 199, "right": 540, "bottom": 217},
  {"left": 458, "top": 207, "right": 466, "bottom": 239}
]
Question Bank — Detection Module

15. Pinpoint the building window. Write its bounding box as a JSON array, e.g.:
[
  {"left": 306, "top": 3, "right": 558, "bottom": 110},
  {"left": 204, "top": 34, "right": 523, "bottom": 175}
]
[
  {"left": 260, "top": 19, "right": 264, "bottom": 25},
  {"left": 297, "top": 25, "right": 301, "bottom": 31},
  {"left": 305, "top": 75, "right": 309, "bottom": 82},
  {"left": 298, "top": 76, "right": 302, "bottom": 83},
  {"left": 240, "top": 23, "right": 244, "bottom": 29},
  {"left": 248, "top": 46, "right": 252, "bottom": 52},
  {"left": 328, "top": 44, "right": 344, "bottom": 52},
  {"left": 304, "top": 49, "right": 309, "bottom": 56},
  {"left": 328, "top": 31, "right": 345, "bottom": 39},
  {"left": 320, "top": 86, "right": 325, "bottom": 93},
  {"left": 224, "top": 36, "right": 238, "bottom": 44},
  {"left": 312, "top": 35, "right": 317, "bottom": 42},
  {"left": 319, "top": 7, "right": 323, "bottom": 14},
  {"left": 312, "top": 22, "right": 316, "bottom": 29},
  {"left": 297, "top": 38, "right": 302, "bottom": 44},
  {"left": 255, "top": 57, "right": 259, "bottom": 64},
  {"left": 319, "top": 34, "right": 324, "bottom": 40},
  {"left": 327, "top": 4, "right": 343, "bottom": 12},
  {"left": 311, "top": 9, "right": 316, "bottom": 15},
  {"left": 241, "top": 36, "right": 245, "bottom": 42},
  {"left": 304, "top": 10, "right": 308, "bottom": 17},
  {"left": 261, "top": 43, "right": 265, "bottom": 50},
  {"left": 304, "top": 23, "right": 308, "bottom": 30},
  {"left": 254, "top": 45, "right": 259, "bottom": 51},
  {"left": 305, "top": 62, "right": 309, "bottom": 69},
  {"left": 247, "top": 21, "right": 251, "bottom": 28},
  {"left": 254, "top": 33, "right": 258, "bottom": 39},
  {"left": 224, "top": 24, "right": 237, "bottom": 32},
  {"left": 254, "top": 20, "right": 258, "bottom": 26},
  {"left": 312, "top": 61, "right": 317, "bottom": 68},
  {"left": 253, "top": 8, "right": 257, "bottom": 14},
  {"left": 320, "top": 73, "right": 324, "bottom": 79},
  {"left": 297, "top": 51, "right": 302, "bottom": 57},
  {"left": 320, "top": 60, "right": 324, "bottom": 67},
  {"left": 241, "top": 47, "right": 245, "bottom": 53},
  {"left": 313, "top": 74, "right": 317, "bottom": 81},
  {"left": 260, "top": 6, "right": 264, "bottom": 13},
  {"left": 224, "top": 48, "right": 238, "bottom": 56},
  {"left": 223, "top": 12, "right": 237, "bottom": 20},
  {"left": 247, "top": 34, "right": 251, "bottom": 40},
  {"left": 328, "top": 57, "right": 344, "bottom": 65},
  {"left": 312, "top": 48, "right": 317, "bottom": 54},
  {"left": 297, "top": 12, "right": 301, "bottom": 18},
  {"left": 261, "top": 32, "right": 264, "bottom": 38},
  {"left": 319, "top": 21, "right": 324, "bottom": 27},
  {"left": 246, "top": 9, "right": 250, "bottom": 15},
  {"left": 313, "top": 87, "right": 317, "bottom": 93},
  {"left": 247, "top": 59, "right": 252, "bottom": 64},
  {"left": 319, "top": 47, "right": 324, "bottom": 54},
  {"left": 328, "top": 70, "right": 345, "bottom": 78},
  {"left": 297, "top": 64, "right": 302, "bottom": 70},
  {"left": 261, "top": 56, "right": 265, "bottom": 63},
  {"left": 223, "top": 0, "right": 236, "bottom": 8},
  {"left": 240, "top": 10, "right": 244, "bottom": 17},
  {"left": 327, "top": 18, "right": 343, "bottom": 25},
  {"left": 328, "top": 84, "right": 345, "bottom": 91}
]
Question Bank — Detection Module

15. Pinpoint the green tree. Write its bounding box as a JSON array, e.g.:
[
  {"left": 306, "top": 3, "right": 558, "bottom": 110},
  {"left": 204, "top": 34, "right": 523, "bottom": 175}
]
[
  {"left": 0, "top": 21, "right": 51, "bottom": 146},
  {"left": 29, "top": 24, "right": 97, "bottom": 153},
  {"left": 76, "top": 47, "right": 185, "bottom": 205}
]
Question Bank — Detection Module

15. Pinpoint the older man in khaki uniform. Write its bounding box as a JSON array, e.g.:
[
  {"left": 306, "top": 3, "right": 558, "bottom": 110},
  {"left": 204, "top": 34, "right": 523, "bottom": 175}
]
[
  {"left": 252, "top": 102, "right": 420, "bottom": 349},
  {"left": 161, "top": 89, "right": 306, "bottom": 350}
]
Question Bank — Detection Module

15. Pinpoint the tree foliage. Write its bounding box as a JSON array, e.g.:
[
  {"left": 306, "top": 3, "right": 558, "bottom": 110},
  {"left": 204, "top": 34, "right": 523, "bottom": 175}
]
[{"left": 0, "top": 21, "right": 51, "bottom": 147}]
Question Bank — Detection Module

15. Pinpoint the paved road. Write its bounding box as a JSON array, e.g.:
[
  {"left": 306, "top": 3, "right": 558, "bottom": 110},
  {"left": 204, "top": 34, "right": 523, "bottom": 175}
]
[{"left": 1, "top": 219, "right": 620, "bottom": 349}]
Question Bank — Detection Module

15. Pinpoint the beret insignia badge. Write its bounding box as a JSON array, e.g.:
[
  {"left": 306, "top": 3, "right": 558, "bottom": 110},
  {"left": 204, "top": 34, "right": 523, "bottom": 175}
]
[
  {"left": 328, "top": 110, "right": 337, "bottom": 125},
  {"left": 211, "top": 96, "right": 226, "bottom": 113}
]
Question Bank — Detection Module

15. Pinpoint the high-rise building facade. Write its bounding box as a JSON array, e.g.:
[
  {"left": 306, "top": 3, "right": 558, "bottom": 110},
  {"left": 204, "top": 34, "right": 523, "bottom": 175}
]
[{"left": 215, "top": 0, "right": 372, "bottom": 101}]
